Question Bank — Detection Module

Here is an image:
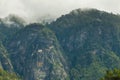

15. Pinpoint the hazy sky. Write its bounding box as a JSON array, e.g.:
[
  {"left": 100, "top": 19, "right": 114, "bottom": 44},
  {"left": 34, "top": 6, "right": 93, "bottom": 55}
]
[{"left": 0, "top": 0, "right": 120, "bottom": 21}]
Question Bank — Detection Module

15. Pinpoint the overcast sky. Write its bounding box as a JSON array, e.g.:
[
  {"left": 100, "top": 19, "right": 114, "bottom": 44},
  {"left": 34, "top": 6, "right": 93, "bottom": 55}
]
[{"left": 0, "top": 0, "right": 120, "bottom": 21}]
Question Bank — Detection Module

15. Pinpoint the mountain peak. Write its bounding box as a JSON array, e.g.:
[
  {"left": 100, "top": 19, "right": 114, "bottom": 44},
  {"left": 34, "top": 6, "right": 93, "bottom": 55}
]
[{"left": 0, "top": 14, "right": 26, "bottom": 27}]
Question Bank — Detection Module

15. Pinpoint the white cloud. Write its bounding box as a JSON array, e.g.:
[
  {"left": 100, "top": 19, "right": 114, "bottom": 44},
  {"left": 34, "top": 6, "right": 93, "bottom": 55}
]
[{"left": 0, "top": 0, "right": 120, "bottom": 22}]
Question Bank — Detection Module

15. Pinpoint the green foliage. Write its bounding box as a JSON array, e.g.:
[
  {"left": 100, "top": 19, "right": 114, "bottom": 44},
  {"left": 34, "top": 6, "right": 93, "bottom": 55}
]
[
  {"left": 0, "top": 68, "right": 21, "bottom": 80},
  {"left": 49, "top": 9, "right": 120, "bottom": 80},
  {"left": 100, "top": 69, "right": 120, "bottom": 80},
  {"left": 1, "top": 9, "right": 120, "bottom": 80}
]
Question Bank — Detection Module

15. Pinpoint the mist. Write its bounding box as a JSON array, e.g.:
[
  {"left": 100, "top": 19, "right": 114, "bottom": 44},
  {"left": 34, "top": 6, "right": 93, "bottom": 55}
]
[{"left": 0, "top": 0, "right": 120, "bottom": 22}]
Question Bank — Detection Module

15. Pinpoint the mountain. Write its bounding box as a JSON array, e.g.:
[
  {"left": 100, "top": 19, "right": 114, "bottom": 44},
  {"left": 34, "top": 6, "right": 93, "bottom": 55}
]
[
  {"left": 0, "top": 14, "right": 25, "bottom": 41},
  {"left": 0, "top": 14, "right": 26, "bottom": 72},
  {"left": 49, "top": 9, "right": 120, "bottom": 80},
  {"left": 6, "top": 23, "right": 68, "bottom": 80},
  {"left": 1, "top": 8, "right": 120, "bottom": 80}
]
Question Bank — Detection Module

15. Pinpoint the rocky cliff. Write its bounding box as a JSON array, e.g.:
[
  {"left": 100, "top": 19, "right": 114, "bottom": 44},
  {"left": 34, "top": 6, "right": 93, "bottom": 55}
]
[{"left": 6, "top": 24, "right": 68, "bottom": 80}]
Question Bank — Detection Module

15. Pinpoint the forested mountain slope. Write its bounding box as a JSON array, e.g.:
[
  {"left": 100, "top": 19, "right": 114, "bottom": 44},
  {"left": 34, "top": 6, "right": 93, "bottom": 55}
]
[
  {"left": 1, "top": 9, "right": 120, "bottom": 80},
  {"left": 49, "top": 9, "right": 120, "bottom": 80}
]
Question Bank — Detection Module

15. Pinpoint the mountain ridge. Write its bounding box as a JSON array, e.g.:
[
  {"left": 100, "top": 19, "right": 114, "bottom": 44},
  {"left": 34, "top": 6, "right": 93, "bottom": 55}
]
[{"left": 0, "top": 8, "right": 120, "bottom": 80}]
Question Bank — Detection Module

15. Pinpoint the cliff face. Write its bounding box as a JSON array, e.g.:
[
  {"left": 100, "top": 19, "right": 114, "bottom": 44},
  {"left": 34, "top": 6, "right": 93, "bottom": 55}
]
[{"left": 6, "top": 24, "right": 68, "bottom": 80}]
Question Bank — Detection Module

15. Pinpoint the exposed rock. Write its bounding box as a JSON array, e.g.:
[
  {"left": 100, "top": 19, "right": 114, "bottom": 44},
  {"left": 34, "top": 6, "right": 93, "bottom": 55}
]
[{"left": 6, "top": 24, "right": 68, "bottom": 80}]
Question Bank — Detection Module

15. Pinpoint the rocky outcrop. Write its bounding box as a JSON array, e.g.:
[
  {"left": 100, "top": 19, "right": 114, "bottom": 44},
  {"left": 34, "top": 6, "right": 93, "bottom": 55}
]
[{"left": 6, "top": 24, "right": 68, "bottom": 80}]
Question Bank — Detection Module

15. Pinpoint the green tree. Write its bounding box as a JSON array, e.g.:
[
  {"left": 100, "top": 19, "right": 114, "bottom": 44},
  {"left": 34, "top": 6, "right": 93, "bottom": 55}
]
[
  {"left": 100, "top": 69, "right": 120, "bottom": 80},
  {"left": 0, "top": 68, "right": 21, "bottom": 80}
]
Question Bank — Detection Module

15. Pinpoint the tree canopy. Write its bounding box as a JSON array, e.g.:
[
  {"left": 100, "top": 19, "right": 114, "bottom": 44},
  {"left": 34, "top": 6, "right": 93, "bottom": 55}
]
[
  {"left": 100, "top": 69, "right": 120, "bottom": 80},
  {"left": 0, "top": 68, "right": 21, "bottom": 80}
]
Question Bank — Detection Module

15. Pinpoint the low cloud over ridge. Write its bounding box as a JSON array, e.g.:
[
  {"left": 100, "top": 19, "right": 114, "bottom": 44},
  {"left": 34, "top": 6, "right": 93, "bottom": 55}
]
[{"left": 0, "top": 0, "right": 120, "bottom": 22}]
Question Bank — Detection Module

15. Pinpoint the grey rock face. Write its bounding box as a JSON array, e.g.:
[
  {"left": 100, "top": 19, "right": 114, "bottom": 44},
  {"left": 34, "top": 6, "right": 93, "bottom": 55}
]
[{"left": 7, "top": 24, "right": 68, "bottom": 80}]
